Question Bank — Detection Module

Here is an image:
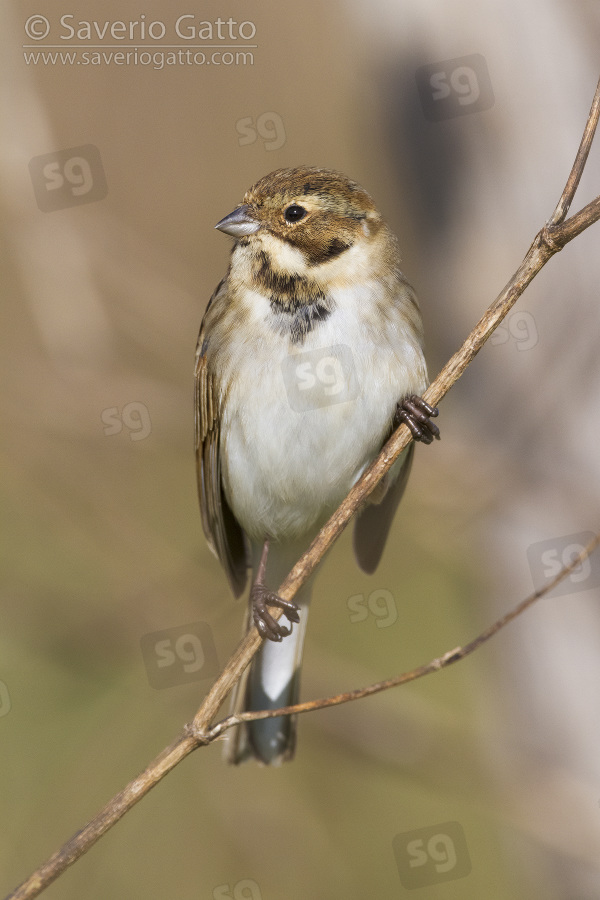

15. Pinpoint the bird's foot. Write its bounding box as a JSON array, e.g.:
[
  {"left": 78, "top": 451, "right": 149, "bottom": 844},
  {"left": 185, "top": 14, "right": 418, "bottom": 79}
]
[
  {"left": 395, "top": 395, "right": 440, "bottom": 445},
  {"left": 251, "top": 582, "right": 300, "bottom": 642}
]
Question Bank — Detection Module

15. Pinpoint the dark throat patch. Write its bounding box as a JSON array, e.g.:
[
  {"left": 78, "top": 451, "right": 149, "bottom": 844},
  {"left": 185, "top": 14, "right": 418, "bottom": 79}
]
[{"left": 254, "top": 251, "right": 334, "bottom": 344}]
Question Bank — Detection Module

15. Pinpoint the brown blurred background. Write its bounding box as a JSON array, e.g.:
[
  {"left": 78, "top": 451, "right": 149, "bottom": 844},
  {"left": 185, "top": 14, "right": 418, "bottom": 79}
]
[{"left": 2, "top": 1, "right": 600, "bottom": 897}]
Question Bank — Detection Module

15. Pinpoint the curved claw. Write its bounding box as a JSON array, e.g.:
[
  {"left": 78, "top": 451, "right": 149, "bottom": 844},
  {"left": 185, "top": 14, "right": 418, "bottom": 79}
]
[
  {"left": 395, "top": 394, "right": 440, "bottom": 444},
  {"left": 251, "top": 585, "right": 300, "bottom": 642}
]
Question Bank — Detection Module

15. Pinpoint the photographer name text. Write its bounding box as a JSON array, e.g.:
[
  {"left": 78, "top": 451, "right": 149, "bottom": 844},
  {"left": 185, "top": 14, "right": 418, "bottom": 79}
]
[{"left": 24, "top": 14, "right": 257, "bottom": 43}]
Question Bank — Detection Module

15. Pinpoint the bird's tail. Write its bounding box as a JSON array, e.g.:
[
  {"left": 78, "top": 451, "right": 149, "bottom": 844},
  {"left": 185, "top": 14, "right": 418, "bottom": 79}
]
[{"left": 224, "top": 542, "right": 312, "bottom": 765}]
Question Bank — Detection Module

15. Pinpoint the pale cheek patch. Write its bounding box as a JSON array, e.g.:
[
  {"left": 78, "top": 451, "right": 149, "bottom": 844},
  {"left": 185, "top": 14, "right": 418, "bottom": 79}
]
[{"left": 258, "top": 232, "right": 307, "bottom": 274}]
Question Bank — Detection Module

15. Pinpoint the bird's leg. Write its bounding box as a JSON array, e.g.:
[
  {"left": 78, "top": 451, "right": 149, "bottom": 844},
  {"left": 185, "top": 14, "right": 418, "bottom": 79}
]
[
  {"left": 394, "top": 395, "right": 441, "bottom": 445},
  {"left": 250, "top": 537, "right": 300, "bottom": 642}
]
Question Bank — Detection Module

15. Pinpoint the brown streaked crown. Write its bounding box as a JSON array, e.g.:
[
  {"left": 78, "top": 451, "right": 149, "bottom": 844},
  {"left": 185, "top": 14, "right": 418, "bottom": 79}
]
[{"left": 239, "top": 166, "right": 383, "bottom": 266}]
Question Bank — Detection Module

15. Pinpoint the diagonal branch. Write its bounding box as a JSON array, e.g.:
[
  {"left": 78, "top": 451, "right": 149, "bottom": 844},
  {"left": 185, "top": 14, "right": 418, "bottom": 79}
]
[
  {"left": 550, "top": 193, "right": 600, "bottom": 245},
  {"left": 5, "top": 75, "right": 600, "bottom": 900},
  {"left": 549, "top": 77, "right": 600, "bottom": 225}
]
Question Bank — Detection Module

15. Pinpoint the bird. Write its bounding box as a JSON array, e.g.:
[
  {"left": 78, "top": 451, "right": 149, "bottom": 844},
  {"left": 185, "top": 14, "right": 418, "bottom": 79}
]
[{"left": 195, "top": 166, "right": 439, "bottom": 765}]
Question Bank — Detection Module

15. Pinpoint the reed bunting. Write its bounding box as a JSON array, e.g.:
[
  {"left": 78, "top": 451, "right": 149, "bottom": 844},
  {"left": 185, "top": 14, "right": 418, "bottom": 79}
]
[{"left": 195, "top": 166, "right": 439, "bottom": 764}]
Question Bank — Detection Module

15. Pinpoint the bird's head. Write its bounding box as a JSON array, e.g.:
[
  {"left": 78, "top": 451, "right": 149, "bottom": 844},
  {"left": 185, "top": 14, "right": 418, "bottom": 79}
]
[{"left": 215, "top": 166, "right": 386, "bottom": 268}]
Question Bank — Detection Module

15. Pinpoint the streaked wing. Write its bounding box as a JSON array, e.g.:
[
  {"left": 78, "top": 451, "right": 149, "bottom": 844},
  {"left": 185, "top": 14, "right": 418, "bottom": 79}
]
[
  {"left": 195, "top": 280, "right": 249, "bottom": 597},
  {"left": 352, "top": 443, "right": 414, "bottom": 574}
]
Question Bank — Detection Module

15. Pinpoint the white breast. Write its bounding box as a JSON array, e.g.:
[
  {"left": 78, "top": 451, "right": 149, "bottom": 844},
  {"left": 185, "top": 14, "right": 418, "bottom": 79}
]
[{"left": 219, "top": 280, "right": 427, "bottom": 542}]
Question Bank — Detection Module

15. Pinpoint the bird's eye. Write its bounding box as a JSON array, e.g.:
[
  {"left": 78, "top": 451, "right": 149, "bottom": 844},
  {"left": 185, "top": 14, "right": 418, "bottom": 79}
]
[{"left": 284, "top": 204, "right": 306, "bottom": 223}]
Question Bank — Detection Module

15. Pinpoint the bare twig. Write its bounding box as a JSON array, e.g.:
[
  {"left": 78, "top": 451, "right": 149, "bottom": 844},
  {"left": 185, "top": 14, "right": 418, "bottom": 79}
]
[
  {"left": 5, "top": 734, "right": 199, "bottom": 900},
  {"left": 549, "top": 78, "right": 600, "bottom": 224},
  {"left": 206, "top": 534, "right": 600, "bottom": 736},
  {"left": 5, "top": 76, "right": 600, "bottom": 900}
]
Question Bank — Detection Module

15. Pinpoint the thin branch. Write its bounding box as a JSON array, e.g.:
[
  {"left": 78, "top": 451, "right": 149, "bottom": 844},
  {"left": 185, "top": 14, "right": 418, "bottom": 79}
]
[
  {"left": 5, "top": 734, "right": 199, "bottom": 900},
  {"left": 549, "top": 194, "right": 600, "bottom": 245},
  {"left": 5, "top": 76, "right": 600, "bottom": 900},
  {"left": 549, "top": 76, "right": 600, "bottom": 225},
  {"left": 206, "top": 533, "right": 600, "bottom": 736}
]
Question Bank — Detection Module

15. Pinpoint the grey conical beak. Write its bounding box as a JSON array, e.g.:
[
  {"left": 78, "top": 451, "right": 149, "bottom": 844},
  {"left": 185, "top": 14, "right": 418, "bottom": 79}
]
[{"left": 215, "top": 204, "right": 260, "bottom": 237}]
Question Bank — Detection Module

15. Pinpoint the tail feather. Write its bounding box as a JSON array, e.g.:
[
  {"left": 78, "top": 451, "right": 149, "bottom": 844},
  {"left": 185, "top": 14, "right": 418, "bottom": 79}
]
[
  {"left": 224, "top": 541, "right": 312, "bottom": 765},
  {"left": 224, "top": 583, "right": 311, "bottom": 765}
]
